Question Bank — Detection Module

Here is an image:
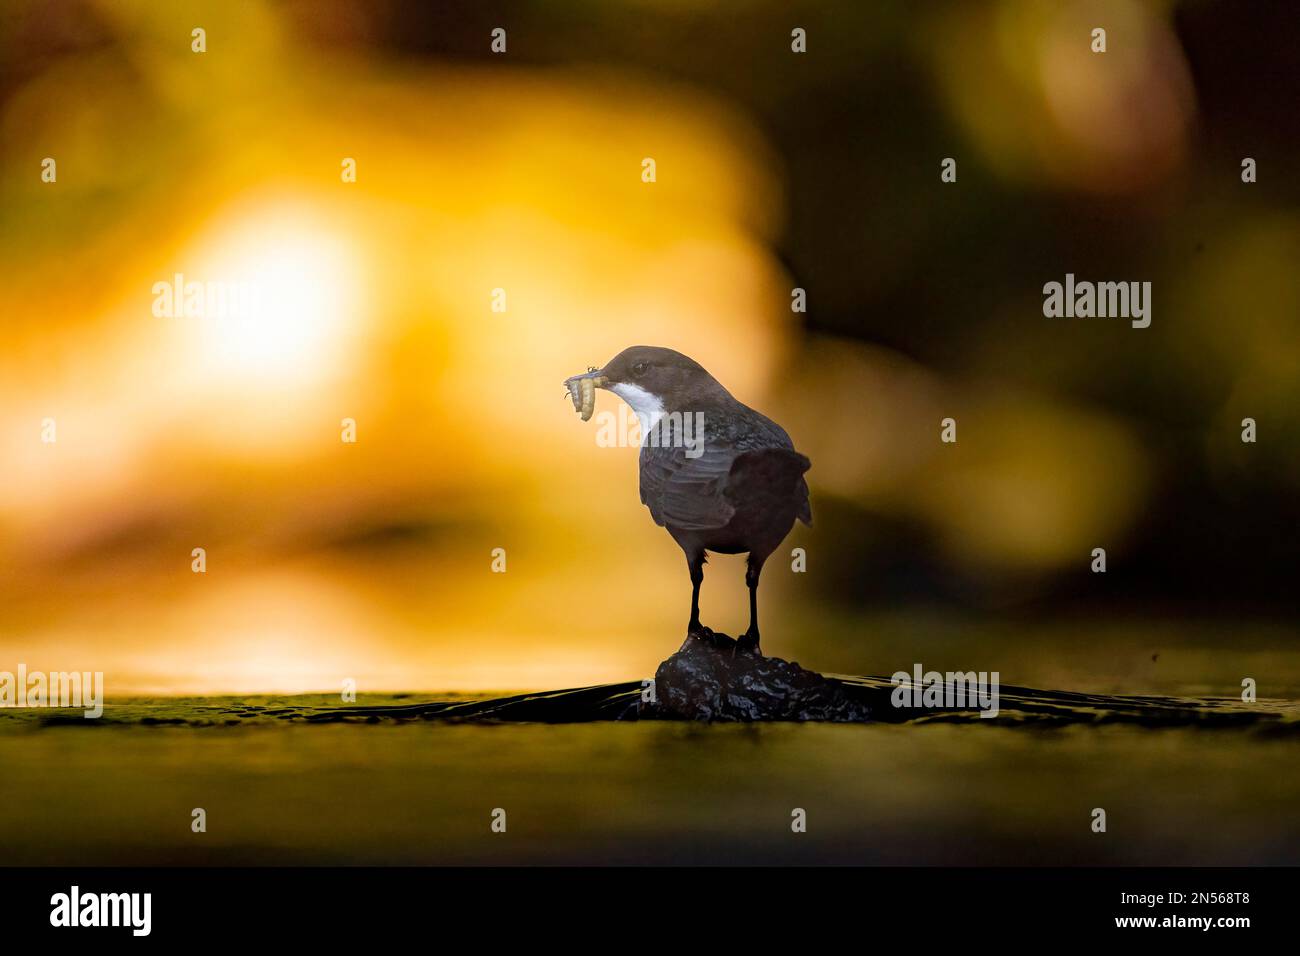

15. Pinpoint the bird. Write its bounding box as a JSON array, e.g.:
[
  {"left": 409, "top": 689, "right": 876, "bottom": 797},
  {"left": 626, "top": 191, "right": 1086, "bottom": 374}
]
[{"left": 565, "top": 346, "right": 811, "bottom": 655}]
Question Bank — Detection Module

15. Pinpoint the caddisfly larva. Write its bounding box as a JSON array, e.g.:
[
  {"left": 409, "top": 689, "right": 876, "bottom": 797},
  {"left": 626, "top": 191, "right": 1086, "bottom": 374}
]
[{"left": 564, "top": 367, "right": 605, "bottom": 422}]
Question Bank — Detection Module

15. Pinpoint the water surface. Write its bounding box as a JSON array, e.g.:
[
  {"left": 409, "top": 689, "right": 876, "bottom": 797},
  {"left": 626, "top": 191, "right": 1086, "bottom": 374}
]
[{"left": 3, "top": 681, "right": 1297, "bottom": 865}]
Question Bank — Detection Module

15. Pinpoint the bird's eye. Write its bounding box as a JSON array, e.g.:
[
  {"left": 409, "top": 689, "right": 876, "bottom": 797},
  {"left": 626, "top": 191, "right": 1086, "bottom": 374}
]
[{"left": 633, "top": 362, "right": 648, "bottom": 375}]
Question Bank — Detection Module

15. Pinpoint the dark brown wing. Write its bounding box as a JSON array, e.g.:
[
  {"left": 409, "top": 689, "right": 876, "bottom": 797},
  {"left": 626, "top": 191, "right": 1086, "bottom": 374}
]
[
  {"left": 639, "top": 440, "right": 739, "bottom": 531},
  {"left": 639, "top": 398, "right": 812, "bottom": 531},
  {"left": 640, "top": 442, "right": 812, "bottom": 532},
  {"left": 724, "top": 448, "right": 812, "bottom": 527}
]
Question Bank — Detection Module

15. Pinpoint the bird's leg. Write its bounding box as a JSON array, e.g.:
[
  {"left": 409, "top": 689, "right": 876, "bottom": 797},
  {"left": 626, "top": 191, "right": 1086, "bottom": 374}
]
[
  {"left": 686, "top": 551, "right": 713, "bottom": 641},
  {"left": 737, "top": 555, "right": 764, "bottom": 656}
]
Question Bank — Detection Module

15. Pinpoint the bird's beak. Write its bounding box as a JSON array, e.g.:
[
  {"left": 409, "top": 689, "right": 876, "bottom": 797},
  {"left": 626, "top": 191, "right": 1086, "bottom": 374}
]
[{"left": 563, "top": 368, "right": 609, "bottom": 422}]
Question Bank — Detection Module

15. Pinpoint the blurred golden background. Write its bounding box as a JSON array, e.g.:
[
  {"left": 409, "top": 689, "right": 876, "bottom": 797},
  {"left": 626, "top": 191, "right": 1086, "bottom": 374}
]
[{"left": 1, "top": 0, "right": 1297, "bottom": 696}]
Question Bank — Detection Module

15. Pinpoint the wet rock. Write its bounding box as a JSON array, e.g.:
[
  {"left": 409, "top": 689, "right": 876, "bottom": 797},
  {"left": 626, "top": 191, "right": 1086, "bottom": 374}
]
[{"left": 642, "top": 631, "right": 872, "bottom": 722}]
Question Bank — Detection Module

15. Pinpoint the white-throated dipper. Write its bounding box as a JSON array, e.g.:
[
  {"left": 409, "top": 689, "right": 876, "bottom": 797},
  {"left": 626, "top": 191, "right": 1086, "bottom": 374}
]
[{"left": 565, "top": 346, "right": 811, "bottom": 654}]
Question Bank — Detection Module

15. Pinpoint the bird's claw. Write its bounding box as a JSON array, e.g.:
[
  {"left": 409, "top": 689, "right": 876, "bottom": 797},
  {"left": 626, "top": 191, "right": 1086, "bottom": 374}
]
[
  {"left": 688, "top": 624, "right": 723, "bottom": 648},
  {"left": 736, "top": 632, "right": 762, "bottom": 657}
]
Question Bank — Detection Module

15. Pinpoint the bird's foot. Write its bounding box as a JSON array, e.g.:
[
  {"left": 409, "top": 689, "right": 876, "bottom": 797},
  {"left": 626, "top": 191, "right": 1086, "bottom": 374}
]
[
  {"left": 735, "top": 631, "right": 762, "bottom": 657},
  {"left": 687, "top": 624, "right": 727, "bottom": 649}
]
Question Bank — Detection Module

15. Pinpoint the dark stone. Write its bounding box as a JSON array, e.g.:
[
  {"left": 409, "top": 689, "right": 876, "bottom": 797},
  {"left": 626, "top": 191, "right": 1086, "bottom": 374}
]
[{"left": 642, "top": 631, "right": 873, "bottom": 722}]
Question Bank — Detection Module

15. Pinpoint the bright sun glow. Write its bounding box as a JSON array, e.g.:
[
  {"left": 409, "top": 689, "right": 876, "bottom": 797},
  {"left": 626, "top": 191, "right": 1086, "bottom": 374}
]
[{"left": 183, "top": 202, "right": 361, "bottom": 388}]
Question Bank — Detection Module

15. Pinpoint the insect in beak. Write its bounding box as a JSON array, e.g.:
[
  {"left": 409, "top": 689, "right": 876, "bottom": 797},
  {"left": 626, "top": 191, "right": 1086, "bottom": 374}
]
[{"left": 563, "top": 368, "right": 609, "bottom": 421}]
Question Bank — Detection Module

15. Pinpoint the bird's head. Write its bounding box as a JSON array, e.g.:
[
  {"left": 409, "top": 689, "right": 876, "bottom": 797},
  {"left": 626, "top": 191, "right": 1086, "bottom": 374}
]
[{"left": 564, "top": 346, "right": 724, "bottom": 422}]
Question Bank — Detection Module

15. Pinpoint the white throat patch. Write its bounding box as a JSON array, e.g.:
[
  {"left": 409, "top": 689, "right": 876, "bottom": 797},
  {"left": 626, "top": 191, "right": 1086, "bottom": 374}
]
[{"left": 608, "top": 382, "right": 665, "bottom": 442}]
